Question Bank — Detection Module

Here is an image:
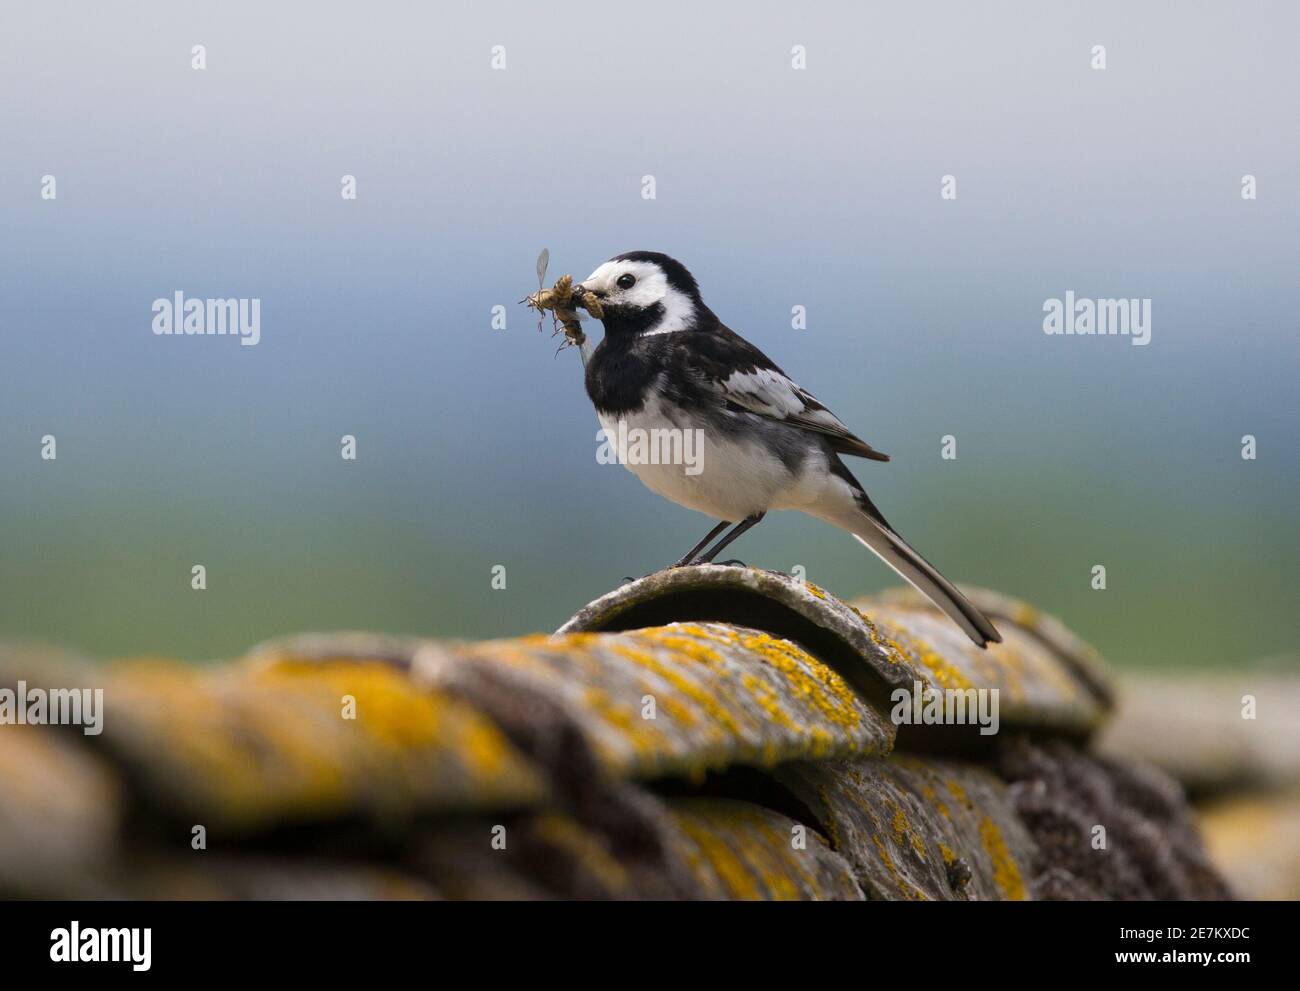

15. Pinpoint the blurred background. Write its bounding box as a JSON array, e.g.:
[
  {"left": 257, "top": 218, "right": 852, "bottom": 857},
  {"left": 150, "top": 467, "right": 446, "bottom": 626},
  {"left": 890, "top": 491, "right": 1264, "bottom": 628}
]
[{"left": 1, "top": 0, "right": 1296, "bottom": 670}]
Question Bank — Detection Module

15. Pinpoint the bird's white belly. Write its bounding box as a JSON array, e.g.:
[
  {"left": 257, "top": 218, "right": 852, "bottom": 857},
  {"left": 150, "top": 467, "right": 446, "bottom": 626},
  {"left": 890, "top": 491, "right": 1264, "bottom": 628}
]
[{"left": 597, "top": 397, "right": 825, "bottom": 522}]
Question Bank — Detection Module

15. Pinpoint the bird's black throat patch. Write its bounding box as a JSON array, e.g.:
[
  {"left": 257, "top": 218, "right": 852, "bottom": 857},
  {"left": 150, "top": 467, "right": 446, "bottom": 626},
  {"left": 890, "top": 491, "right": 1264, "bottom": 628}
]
[
  {"left": 585, "top": 330, "right": 667, "bottom": 415},
  {"left": 597, "top": 301, "right": 666, "bottom": 338}
]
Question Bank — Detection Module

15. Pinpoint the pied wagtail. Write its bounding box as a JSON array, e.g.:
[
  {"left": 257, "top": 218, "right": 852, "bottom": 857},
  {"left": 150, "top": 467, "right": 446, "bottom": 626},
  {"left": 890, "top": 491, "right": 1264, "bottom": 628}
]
[{"left": 575, "top": 250, "right": 1001, "bottom": 647}]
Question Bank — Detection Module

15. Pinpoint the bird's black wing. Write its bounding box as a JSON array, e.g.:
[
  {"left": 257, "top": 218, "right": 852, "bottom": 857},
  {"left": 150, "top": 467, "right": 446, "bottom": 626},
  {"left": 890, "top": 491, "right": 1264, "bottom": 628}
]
[{"left": 684, "top": 325, "right": 890, "bottom": 462}]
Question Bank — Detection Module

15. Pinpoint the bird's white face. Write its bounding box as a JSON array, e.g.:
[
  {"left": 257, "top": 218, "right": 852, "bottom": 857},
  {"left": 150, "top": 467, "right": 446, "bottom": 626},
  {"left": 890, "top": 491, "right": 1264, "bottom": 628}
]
[{"left": 578, "top": 259, "right": 696, "bottom": 335}]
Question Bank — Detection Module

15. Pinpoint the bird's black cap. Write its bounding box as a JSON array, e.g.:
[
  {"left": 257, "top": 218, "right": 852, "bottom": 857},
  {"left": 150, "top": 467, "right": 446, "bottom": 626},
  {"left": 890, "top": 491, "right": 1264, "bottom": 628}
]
[{"left": 611, "top": 251, "right": 701, "bottom": 298}]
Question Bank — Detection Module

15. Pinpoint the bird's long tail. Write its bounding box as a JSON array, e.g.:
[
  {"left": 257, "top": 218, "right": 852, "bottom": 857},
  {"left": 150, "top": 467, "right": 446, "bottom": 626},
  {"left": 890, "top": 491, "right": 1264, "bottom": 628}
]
[
  {"left": 848, "top": 516, "right": 1001, "bottom": 647},
  {"left": 809, "top": 475, "right": 1002, "bottom": 646}
]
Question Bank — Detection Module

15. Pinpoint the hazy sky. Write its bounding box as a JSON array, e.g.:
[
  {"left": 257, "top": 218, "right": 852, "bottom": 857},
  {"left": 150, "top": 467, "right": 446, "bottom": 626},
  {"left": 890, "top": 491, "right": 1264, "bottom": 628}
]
[{"left": 1, "top": 1, "right": 1297, "bottom": 667}]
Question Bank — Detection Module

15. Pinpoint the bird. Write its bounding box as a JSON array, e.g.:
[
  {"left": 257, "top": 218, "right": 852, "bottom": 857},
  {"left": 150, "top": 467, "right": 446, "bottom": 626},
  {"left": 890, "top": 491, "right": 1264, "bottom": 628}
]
[{"left": 574, "top": 250, "right": 1002, "bottom": 648}]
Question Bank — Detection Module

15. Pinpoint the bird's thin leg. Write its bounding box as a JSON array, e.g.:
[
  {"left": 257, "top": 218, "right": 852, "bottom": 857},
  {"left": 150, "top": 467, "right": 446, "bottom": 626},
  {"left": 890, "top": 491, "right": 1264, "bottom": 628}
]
[
  {"left": 693, "top": 513, "right": 766, "bottom": 565},
  {"left": 671, "top": 521, "right": 732, "bottom": 568}
]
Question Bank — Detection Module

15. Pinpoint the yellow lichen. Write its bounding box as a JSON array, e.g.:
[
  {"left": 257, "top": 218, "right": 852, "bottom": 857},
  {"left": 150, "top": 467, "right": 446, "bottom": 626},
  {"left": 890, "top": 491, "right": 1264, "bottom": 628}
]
[
  {"left": 639, "top": 629, "right": 724, "bottom": 665},
  {"left": 1012, "top": 603, "right": 1040, "bottom": 630},
  {"left": 673, "top": 802, "right": 847, "bottom": 900},
  {"left": 944, "top": 777, "right": 974, "bottom": 811},
  {"left": 104, "top": 658, "right": 543, "bottom": 828},
  {"left": 675, "top": 811, "right": 762, "bottom": 899},
  {"left": 979, "top": 815, "right": 1026, "bottom": 901},
  {"left": 737, "top": 631, "right": 864, "bottom": 730},
  {"left": 532, "top": 813, "right": 630, "bottom": 894},
  {"left": 607, "top": 642, "right": 739, "bottom": 761},
  {"left": 853, "top": 607, "right": 910, "bottom": 666},
  {"left": 871, "top": 833, "right": 926, "bottom": 900},
  {"left": 740, "top": 671, "right": 799, "bottom": 739},
  {"left": 882, "top": 624, "right": 974, "bottom": 692},
  {"left": 888, "top": 799, "right": 927, "bottom": 858},
  {"left": 921, "top": 783, "right": 952, "bottom": 820}
]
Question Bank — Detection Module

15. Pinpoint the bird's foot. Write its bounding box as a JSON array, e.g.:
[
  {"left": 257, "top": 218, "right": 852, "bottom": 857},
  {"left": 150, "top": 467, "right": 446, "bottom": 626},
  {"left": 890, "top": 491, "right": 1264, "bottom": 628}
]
[{"left": 667, "top": 557, "right": 748, "bottom": 569}]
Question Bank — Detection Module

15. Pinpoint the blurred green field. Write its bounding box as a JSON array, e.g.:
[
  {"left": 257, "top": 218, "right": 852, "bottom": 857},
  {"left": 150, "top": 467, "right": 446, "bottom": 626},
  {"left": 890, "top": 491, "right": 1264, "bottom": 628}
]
[{"left": 3, "top": 448, "right": 1295, "bottom": 672}]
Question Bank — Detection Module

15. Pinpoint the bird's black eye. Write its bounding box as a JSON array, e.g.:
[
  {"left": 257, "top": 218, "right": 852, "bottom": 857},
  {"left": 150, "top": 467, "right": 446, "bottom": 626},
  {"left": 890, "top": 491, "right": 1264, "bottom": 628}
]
[{"left": 616, "top": 273, "right": 636, "bottom": 289}]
